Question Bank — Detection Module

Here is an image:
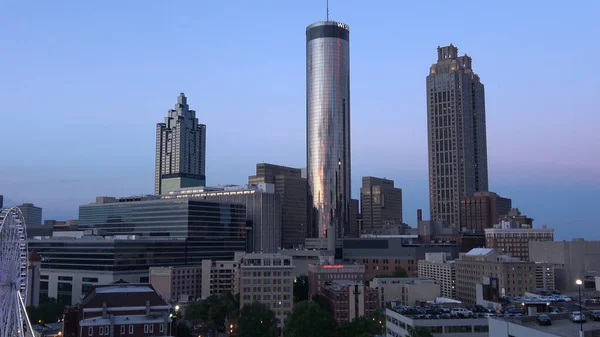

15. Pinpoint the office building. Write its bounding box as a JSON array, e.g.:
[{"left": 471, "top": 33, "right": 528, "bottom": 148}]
[
  {"left": 529, "top": 239, "right": 600, "bottom": 291},
  {"left": 498, "top": 208, "right": 534, "bottom": 227},
  {"left": 248, "top": 163, "right": 307, "bottom": 248},
  {"left": 456, "top": 248, "right": 536, "bottom": 304},
  {"left": 460, "top": 192, "right": 512, "bottom": 230},
  {"left": 427, "top": 44, "right": 489, "bottom": 226},
  {"left": 0, "top": 195, "right": 3, "bottom": 208},
  {"left": 418, "top": 252, "right": 457, "bottom": 299},
  {"left": 534, "top": 262, "right": 555, "bottom": 291},
  {"left": 306, "top": 20, "right": 351, "bottom": 252},
  {"left": 489, "top": 315, "right": 600, "bottom": 337},
  {"left": 349, "top": 198, "right": 360, "bottom": 237},
  {"left": 322, "top": 280, "right": 379, "bottom": 323},
  {"left": 79, "top": 196, "right": 247, "bottom": 255},
  {"left": 459, "top": 231, "right": 486, "bottom": 252},
  {"left": 386, "top": 307, "right": 489, "bottom": 337},
  {"left": 360, "top": 176, "right": 403, "bottom": 234},
  {"left": 279, "top": 249, "right": 334, "bottom": 277},
  {"left": 64, "top": 283, "right": 171, "bottom": 337},
  {"left": 155, "top": 93, "right": 206, "bottom": 195},
  {"left": 369, "top": 277, "right": 440, "bottom": 307},
  {"left": 27, "top": 250, "right": 42, "bottom": 307},
  {"left": 308, "top": 263, "right": 365, "bottom": 298},
  {"left": 342, "top": 237, "right": 459, "bottom": 280},
  {"left": 149, "top": 265, "right": 202, "bottom": 303},
  {"left": 200, "top": 252, "right": 244, "bottom": 299},
  {"left": 239, "top": 253, "right": 294, "bottom": 330},
  {"left": 485, "top": 221, "right": 554, "bottom": 261},
  {"left": 418, "top": 219, "right": 461, "bottom": 244},
  {"left": 17, "top": 202, "right": 42, "bottom": 225},
  {"left": 164, "top": 184, "right": 281, "bottom": 253}
]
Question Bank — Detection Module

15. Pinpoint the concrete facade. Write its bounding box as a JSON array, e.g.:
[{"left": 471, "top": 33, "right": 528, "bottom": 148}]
[
  {"left": 456, "top": 248, "right": 536, "bottom": 304},
  {"left": 239, "top": 253, "right": 294, "bottom": 330},
  {"left": 370, "top": 277, "right": 440, "bottom": 307},
  {"left": 360, "top": 176, "right": 403, "bottom": 234},
  {"left": 418, "top": 252, "right": 457, "bottom": 299},
  {"left": 385, "top": 308, "right": 489, "bottom": 337},
  {"left": 248, "top": 163, "right": 308, "bottom": 248},
  {"left": 529, "top": 239, "right": 600, "bottom": 291},
  {"left": 149, "top": 265, "right": 202, "bottom": 303},
  {"left": 427, "top": 44, "right": 489, "bottom": 227}
]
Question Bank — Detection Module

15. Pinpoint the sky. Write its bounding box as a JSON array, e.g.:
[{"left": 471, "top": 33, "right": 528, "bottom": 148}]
[{"left": 1, "top": 1, "right": 598, "bottom": 240}]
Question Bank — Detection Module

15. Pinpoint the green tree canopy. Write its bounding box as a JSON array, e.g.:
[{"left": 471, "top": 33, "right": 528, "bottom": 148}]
[
  {"left": 311, "top": 294, "right": 332, "bottom": 313},
  {"left": 238, "top": 302, "right": 278, "bottom": 337},
  {"left": 26, "top": 298, "right": 66, "bottom": 324},
  {"left": 185, "top": 291, "right": 240, "bottom": 330},
  {"left": 407, "top": 326, "right": 434, "bottom": 337},
  {"left": 373, "top": 267, "right": 409, "bottom": 279},
  {"left": 336, "top": 315, "right": 384, "bottom": 337},
  {"left": 284, "top": 301, "right": 337, "bottom": 337},
  {"left": 293, "top": 275, "right": 309, "bottom": 303}
]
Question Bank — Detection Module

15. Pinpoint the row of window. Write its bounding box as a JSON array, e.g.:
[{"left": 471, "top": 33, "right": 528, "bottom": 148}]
[{"left": 88, "top": 324, "right": 163, "bottom": 336}]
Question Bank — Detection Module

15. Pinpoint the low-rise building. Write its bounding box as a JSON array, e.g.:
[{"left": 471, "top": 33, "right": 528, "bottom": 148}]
[
  {"left": 239, "top": 253, "right": 294, "bottom": 330},
  {"left": 418, "top": 252, "right": 457, "bottom": 299},
  {"left": 322, "top": 280, "right": 379, "bottom": 323},
  {"left": 201, "top": 252, "right": 244, "bottom": 298},
  {"left": 370, "top": 277, "right": 440, "bottom": 307},
  {"left": 308, "top": 263, "right": 365, "bottom": 298},
  {"left": 456, "top": 248, "right": 536, "bottom": 304},
  {"left": 489, "top": 315, "right": 600, "bottom": 337},
  {"left": 485, "top": 221, "right": 554, "bottom": 261},
  {"left": 385, "top": 307, "right": 489, "bottom": 337},
  {"left": 64, "top": 282, "right": 171, "bottom": 337},
  {"left": 149, "top": 265, "right": 202, "bottom": 303}
]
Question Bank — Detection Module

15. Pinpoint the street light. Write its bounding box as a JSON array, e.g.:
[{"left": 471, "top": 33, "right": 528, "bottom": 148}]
[
  {"left": 576, "top": 279, "right": 583, "bottom": 337},
  {"left": 175, "top": 305, "right": 180, "bottom": 312}
]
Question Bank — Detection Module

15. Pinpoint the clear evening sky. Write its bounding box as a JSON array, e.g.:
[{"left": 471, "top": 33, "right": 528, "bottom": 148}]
[{"left": 1, "top": 1, "right": 598, "bottom": 239}]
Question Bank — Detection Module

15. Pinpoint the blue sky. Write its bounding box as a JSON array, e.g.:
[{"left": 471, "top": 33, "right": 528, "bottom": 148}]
[{"left": 1, "top": 1, "right": 598, "bottom": 239}]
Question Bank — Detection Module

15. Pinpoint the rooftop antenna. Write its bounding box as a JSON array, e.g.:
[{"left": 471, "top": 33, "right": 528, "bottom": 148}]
[{"left": 326, "top": 0, "right": 329, "bottom": 21}]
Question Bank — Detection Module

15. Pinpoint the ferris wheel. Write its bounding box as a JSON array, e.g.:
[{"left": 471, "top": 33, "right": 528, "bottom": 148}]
[{"left": 0, "top": 207, "right": 33, "bottom": 337}]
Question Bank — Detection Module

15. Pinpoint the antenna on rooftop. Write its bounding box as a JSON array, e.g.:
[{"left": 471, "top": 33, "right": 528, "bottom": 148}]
[{"left": 326, "top": 0, "right": 329, "bottom": 21}]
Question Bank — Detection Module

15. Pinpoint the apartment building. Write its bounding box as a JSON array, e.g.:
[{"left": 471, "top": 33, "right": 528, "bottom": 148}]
[
  {"left": 369, "top": 277, "right": 440, "bottom": 307},
  {"left": 417, "top": 252, "right": 457, "bottom": 299},
  {"left": 239, "top": 253, "right": 294, "bottom": 330},
  {"left": 200, "top": 253, "right": 244, "bottom": 298},
  {"left": 149, "top": 265, "right": 202, "bottom": 303},
  {"left": 484, "top": 221, "right": 554, "bottom": 261},
  {"left": 456, "top": 248, "right": 536, "bottom": 304},
  {"left": 321, "top": 280, "right": 379, "bottom": 323}
]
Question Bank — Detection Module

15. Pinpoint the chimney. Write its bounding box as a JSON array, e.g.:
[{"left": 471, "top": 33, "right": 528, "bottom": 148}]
[{"left": 417, "top": 209, "right": 423, "bottom": 223}]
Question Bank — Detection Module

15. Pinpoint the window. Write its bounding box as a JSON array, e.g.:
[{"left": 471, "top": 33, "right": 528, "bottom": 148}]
[
  {"left": 149, "top": 324, "right": 154, "bottom": 333},
  {"left": 159, "top": 324, "right": 164, "bottom": 333},
  {"left": 129, "top": 325, "right": 134, "bottom": 334},
  {"left": 105, "top": 326, "right": 109, "bottom": 335},
  {"left": 144, "top": 324, "right": 149, "bottom": 333},
  {"left": 121, "top": 326, "right": 125, "bottom": 334},
  {"left": 88, "top": 327, "right": 93, "bottom": 336},
  {"left": 99, "top": 327, "right": 104, "bottom": 335}
]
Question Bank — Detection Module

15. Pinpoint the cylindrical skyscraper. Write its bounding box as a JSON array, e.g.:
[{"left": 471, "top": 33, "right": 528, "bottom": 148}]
[{"left": 306, "top": 21, "right": 351, "bottom": 253}]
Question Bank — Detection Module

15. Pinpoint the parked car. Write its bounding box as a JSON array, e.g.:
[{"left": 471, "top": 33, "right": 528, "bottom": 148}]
[
  {"left": 570, "top": 311, "right": 587, "bottom": 323},
  {"left": 537, "top": 314, "right": 552, "bottom": 326},
  {"left": 589, "top": 310, "right": 600, "bottom": 321},
  {"left": 451, "top": 308, "right": 473, "bottom": 318}
]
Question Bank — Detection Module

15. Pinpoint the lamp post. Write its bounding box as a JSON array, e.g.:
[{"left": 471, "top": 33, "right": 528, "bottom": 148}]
[{"left": 576, "top": 279, "right": 583, "bottom": 337}]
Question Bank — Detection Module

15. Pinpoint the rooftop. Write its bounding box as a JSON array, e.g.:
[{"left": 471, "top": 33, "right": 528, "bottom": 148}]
[
  {"left": 95, "top": 285, "right": 154, "bottom": 294},
  {"left": 466, "top": 248, "right": 494, "bottom": 256},
  {"left": 491, "top": 315, "right": 600, "bottom": 337}
]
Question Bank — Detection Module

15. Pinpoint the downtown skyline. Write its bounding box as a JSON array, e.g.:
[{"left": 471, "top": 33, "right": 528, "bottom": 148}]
[{"left": 1, "top": 1, "right": 598, "bottom": 241}]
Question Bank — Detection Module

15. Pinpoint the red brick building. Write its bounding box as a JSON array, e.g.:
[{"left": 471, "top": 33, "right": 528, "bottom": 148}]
[
  {"left": 321, "top": 280, "right": 379, "bottom": 323},
  {"left": 308, "top": 264, "right": 365, "bottom": 298},
  {"left": 67, "top": 283, "right": 171, "bottom": 337}
]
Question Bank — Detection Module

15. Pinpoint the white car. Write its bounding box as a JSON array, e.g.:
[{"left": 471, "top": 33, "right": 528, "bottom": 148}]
[{"left": 451, "top": 308, "right": 473, "bottom": 317}]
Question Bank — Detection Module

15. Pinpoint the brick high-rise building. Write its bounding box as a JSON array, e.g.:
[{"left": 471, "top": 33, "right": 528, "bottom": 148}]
[
  {"left": 460, "top": 192, "right": 512, "bottom": 230},
  {"left": 360, "top": 176, "right": 403, "bottom": 234},
  {"left": 321, "top": 280, "right": 379, "bottom": 323},
  {"left": 427, "top": 44, "right": 489, "bottom": 226},
  {"left": 485, "top": 221, "right": 554, "bottom": 261},
  {"left": 308, "top": 263, "right": 365, "bottom": 298}
]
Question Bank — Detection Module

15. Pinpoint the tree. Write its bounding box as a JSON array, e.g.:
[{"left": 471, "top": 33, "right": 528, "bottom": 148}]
[
  {"left": 311, "top": 294, "right": 332, "bottom": 314},
  {"left": 406, "top": 326, "right": 433, "bottom": 337},
  {"left": 26, "top": 298, "right": 66, "bottom": 324},
  {"left": 293, "top": 275, "right": 308, "bottom": 303},
  {"left": 284, "top": 301, "right": 336, "bottom": 337},
  {"left": 185, "top": 292, "right": 238, "bottom": 331},
  {"left": 373, "top": 267, "right": 409, "bottom": 279},
  {"left": 238, "top": 302, "right": 278, "bottom": 337}
]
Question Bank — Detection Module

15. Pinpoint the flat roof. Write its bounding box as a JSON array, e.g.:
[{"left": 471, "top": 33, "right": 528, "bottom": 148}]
[{"left": 492, "top": 316, "right": 600, "bottom": 337}]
